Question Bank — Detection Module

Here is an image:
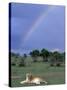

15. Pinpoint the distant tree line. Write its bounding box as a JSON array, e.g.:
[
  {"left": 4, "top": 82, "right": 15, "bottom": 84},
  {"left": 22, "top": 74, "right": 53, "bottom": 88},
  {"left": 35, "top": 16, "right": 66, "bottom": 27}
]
[
  {"left": 11, "top": 48, "right": 65, "bottom": 67},
  {"left": 11, "top": 52, "right": 27, "bottom": 67}
]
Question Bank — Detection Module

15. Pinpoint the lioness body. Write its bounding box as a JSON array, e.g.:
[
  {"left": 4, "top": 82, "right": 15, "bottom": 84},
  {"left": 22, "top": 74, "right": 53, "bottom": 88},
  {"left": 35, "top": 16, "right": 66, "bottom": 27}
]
[{"left": 20, "top": 73, "right": 47, "bottom": 85}]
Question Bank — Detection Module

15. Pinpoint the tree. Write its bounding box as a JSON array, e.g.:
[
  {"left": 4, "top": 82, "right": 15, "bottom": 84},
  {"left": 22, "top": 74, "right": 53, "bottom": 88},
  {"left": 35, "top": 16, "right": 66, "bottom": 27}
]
[
  {"left": 23, "top": 53, "right": 27, "bottom": 59},
  {"left": 11, "top": 52, "right": 19, "bottom": 66},
  {"left": 11, "top": 52, "right": 15, "bottom": 57},
  {"left": 29, "top": 50, "right": 40, "bottom": 62},
  {"left": 61, "top": 52, "right": 65, "bottom": 63},
  {"left": 52, "top": 51, "right": 62, "bottom": 66},
  {"left": 48, "top": 51, "right": 55, "bottom": 66},
  {"left": 53, "top": 51, "right": 60, "bottom": 61},
  {"left": 40, "top": 49, "right": 49, "bottom": 62},
  {"left": 18, "top": 56, "right": 25, "bottom": 67}
]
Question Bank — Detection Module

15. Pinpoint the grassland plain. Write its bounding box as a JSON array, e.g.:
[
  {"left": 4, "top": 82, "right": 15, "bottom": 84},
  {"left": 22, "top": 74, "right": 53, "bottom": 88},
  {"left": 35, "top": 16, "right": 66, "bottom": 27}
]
[{"left": 11, "top": 57, "right": 65, "bottom": 87}]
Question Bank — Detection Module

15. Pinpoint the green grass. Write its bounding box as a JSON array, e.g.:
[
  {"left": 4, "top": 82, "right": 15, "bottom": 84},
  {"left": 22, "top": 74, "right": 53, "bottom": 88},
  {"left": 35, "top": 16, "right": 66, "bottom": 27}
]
[{"left": 11, "top": 61, "right": 65, "bottom": 87}]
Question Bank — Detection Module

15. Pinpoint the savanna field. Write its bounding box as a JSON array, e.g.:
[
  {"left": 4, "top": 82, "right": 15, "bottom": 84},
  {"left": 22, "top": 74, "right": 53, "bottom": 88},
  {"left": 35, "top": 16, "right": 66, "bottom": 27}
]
[{"left": 11, "top": 56, "right": 65, "bottom": 87}]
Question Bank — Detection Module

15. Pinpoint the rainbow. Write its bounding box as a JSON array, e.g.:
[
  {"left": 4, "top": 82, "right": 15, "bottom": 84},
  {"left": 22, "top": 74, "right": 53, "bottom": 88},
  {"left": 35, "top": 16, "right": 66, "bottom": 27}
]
[{"left": 21, "top": 6, "right": 56, "bottom": 47}]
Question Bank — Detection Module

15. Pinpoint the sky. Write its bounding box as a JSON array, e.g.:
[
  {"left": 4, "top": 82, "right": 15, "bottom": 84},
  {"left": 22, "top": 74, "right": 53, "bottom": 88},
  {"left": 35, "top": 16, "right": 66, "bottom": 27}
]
[{"left": 10, "top": 3, "right": 65, "bottom": 54}]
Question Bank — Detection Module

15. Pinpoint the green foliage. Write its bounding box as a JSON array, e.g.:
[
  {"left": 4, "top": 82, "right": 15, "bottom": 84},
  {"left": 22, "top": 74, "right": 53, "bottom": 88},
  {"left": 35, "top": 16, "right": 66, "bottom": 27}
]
[
  {"left": 40, "top": 49, "right": 49, "bottom": 62},
  {"left": 23, "top": 53, "right": 27, "bottom": 58},
  {"left": 49, "top": 51, "right": 65, "bottom": 67},
  {"left": 61, "top": 52, "right": 65, "bottom": 63},
  {"left": 16, "top": 57, "right": 25, "bottom": 67},
  {"left": 30, "top": 50, "right": 40, "bottom": 57},
  {"left": 11, "top": 52, "right": 26, "bottom": 67},
  {"left": 29, "top": 50, "right": 40, "bottom": 62},
  {"left": 50, "top": 63, "right": 54, "bottom": 66},
  {"left": 11, "top": 50, "right": 65, "bottom": 67},
  {"left": 56, "top": 63, "right": 61, "bottom": 67}
]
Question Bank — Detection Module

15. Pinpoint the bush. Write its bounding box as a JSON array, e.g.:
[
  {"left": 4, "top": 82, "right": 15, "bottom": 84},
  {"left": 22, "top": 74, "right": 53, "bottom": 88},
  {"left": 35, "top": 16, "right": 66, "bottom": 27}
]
[
  {"left": 50, "top": 63, "right": 54, "bottom": 66},
  {"left": 11, "top": 62, "right": 16, "bottom": 66},
  {"left": 18, "top": 63, "right": 25, "bottom": 67},
  {"left": 18, "top": 57, "right": 26, "bottom": 67},
  {"left": 33, "top": 59, "right": 37, "bottom": 62},
  {"left": 56, "top": 63, "right": 61, "bottom": 67}
]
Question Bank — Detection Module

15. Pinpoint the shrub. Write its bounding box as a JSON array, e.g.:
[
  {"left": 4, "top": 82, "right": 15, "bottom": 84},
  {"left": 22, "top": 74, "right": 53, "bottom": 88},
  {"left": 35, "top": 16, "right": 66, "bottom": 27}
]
[
  {"left": 11, "top": 62, "right": 15, "bottom": 66},
  {"left": 50, "top": 63, "right": 54, "bottom": 66},
  {"left": 18, "top": 57, "right": 26, "bottom": 67},
  {"left": 18, "top": 63, "right": 25, "bottom": 67},
  {"left": 56, "top": 63, "right": 61, "bottom": 67}
]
